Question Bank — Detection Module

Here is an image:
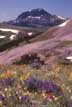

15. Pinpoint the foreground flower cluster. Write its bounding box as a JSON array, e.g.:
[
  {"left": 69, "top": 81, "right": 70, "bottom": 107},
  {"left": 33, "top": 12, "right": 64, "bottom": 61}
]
[{"left": 0, "top": 64, "right": 72, "bottom": 107}]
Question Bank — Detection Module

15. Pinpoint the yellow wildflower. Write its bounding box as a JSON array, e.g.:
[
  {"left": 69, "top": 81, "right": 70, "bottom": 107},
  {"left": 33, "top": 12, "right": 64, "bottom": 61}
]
[
  {"left": 0, "top": 101, "right": 2, "bottom": 106},
  {"left": 23, "top": 64, "right": 27, "bottom": 67},
  {"left": 70, "top": 96, "right": 72, "bottom": 100},
  {"left": 0, "top": 73, "right": 5, "bottom": 78},
  {"left": 20, "top": 72, "right": 32, "bottom": 81},
  {"left": 6, "top": 70, "right": 14, "bottom": 77},
  {"left": 25, "top": 72, "right": 32, "bottom": 80},
  {"left": 69, "top": 72, "right": 72, "bottom": 80},
  {"left": 20, "top": 75, "right": 24, "bottom": 81},
  {"left": 61, "top": 84, "right": 65, "bottom": 90}
]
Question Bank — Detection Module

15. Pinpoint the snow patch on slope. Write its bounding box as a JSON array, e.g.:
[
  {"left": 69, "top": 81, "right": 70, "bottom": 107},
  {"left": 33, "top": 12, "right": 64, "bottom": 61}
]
[
  {"left": 66, "top": 56, "right": 72, "bottom": 62},
  {"left": 0, "top": 35, "right": 6, "bottom": 39},
  {"left": 28, "top": 32, "right": 33, "bottom": 36},
  {"left": 10, "top": 35, "right": 16, "bottom": 40},
  {"left": 28, "top": 16, "right": 41, "bottom": 19},
  {"left": 0, "top": 28, "right": 19, "bottom": 34},
  {"left": 58, "top": 20, "right": 70, "bottom": 27},
  {"left": 58, "top": 16, "right": 66, "bottom": 20}
]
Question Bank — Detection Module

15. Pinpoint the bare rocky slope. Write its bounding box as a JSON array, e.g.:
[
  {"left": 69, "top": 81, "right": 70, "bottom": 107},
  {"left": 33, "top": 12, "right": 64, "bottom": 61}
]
[{"left": 0, "top": 19, "right": 72, "bottom": 65}]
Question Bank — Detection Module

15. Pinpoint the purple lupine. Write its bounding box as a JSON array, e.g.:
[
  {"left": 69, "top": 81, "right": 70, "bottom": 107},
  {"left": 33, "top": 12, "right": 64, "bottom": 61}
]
[
  {"left": 25, "top": 76, "right": 38, "bottom": 91},
  {"left": 43, "top": 80, "right": 53, "bottom": 92},
  {"left": 0, "top": 80, "right": 3, "bottom": 85},
  {"left": 25, "top": 76, "right": 44, "bottom": 92},
  {"left": 0, "top": 95, "right": 4, "bottom": 101},
  {"left": 43, "top": 80, "right": 63, "bottom": 96},
  {"left": 25, "top": 76, "right": 63, "bottom": 96},
  {"left": 36, "top": 79, "right": 43, "bottom": 90},
  {"left": 51, "top": 83, "right": 60, "bottom": 91},
  {"left": 3, "top": 78, "right": 13, "bottom": 86},
  {"left": 25, "top": 76, "right": 36, "bottom": 88},
  {"left": 21, "top": 95, "right": 30, "bottom": 103},
  {"left": 0, "top": 78, "right": 13, "bottom": 86},
  {"left": 51, "top": 83, "right": 63, "bottom": 96},
  {"left": 25, "top": 76, "right": 36, "bottom": 85}
]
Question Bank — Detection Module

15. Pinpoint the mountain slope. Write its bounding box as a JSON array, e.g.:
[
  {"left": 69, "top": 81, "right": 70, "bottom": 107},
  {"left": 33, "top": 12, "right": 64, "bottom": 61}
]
[
  {"left": 31, "top": 19, "right": 72, "bottom": 42},
  {"left": 0, "top": 19, "right": 72, "bottom": 65}
]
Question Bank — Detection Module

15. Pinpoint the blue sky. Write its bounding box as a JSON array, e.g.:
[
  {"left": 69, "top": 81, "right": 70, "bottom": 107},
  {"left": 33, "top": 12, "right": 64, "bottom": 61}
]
[{"left": 0, "top": 0, "right": 72, "bottom": 22}]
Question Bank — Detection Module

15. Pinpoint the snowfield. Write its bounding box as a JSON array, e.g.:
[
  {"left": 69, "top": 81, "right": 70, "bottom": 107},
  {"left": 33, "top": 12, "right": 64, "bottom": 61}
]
[
  {"left": 0, "top": 28, "right": 19, "bottom": 34},
  {"left": 58, "top": 16, "right": 66, "bottom": 20},
  {"left": 0, "top": 35, "right": 6, "bottom": 39},
  {"left": 28, "top": 32, "right": 33, "bottom": 36},
  {"left": 66, "top": 56, "right": 72, "bottom": 62},
  {"left": 10, "top": 35, "right": 16, "bottom": 40},
  {"left": 58, "top": 20, "right": 70, "bottom": 27}
]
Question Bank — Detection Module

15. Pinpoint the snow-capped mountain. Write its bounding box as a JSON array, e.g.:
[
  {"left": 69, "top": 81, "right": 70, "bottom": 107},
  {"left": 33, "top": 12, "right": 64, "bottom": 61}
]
[{"left": 8, "top": 8, "right": 66, "bottom": 27}]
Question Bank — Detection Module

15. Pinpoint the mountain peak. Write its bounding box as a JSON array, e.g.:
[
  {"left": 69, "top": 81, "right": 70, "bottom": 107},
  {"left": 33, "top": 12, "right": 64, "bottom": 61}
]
[
  {"left": 30, "top": 8, "right": 52, "bottom": 17},
  {"left": 8, "top": 8, "right": 66, "bottom": 28},
  {"left": 30, "top": 8, "right": 48, "bottom": 13},
  {"left": 31, "top": 8, "right": 45, "bottom": 12},
  {"left": 17, "top": 8, "right": 52, "bottom": 20}
]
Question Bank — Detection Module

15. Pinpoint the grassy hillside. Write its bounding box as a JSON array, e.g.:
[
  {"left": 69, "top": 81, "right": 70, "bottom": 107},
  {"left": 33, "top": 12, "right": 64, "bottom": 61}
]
[{"left": 30, "top": 27, "right": 58, "bottom": 43}]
